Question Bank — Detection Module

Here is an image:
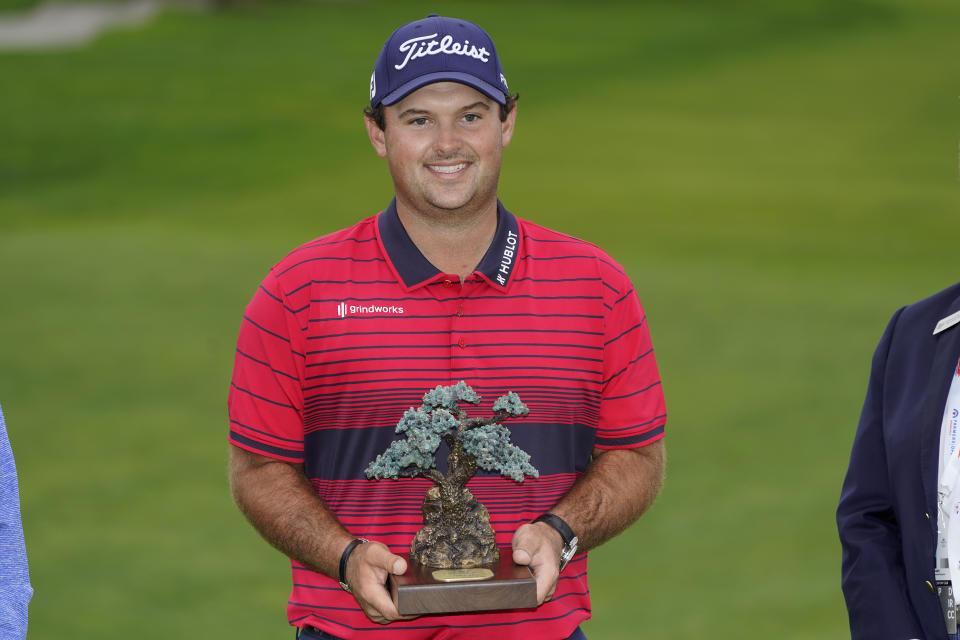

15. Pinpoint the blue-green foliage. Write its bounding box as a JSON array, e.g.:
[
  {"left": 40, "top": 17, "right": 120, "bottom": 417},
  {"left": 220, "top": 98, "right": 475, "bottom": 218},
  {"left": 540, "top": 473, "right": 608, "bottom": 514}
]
[
  {"left": 394, "top": 406, "right": 457, "bottom": 436},
  {"left": 366, "top": 382, "right": 537, "bottom": 481},
  {"left": 366, "top": 439, "right": 435, "bottom": 479},
  {"left": 493, "top": 392, "right": 529, "bottom": 417},
  {"left": 366, "top": 407, "right": 451, "bottom": 478},
  {"left": 422, "top": 380, "right": 481, "bottom": 411},
  {"left": 394, "top": 407, "right": 425, "bottom": 434},
  {"left": 461, "top": 423, "right": 539, "bottom": 482},
  {"left": 430, "top": 408, "right": 459, "bottom": 434},
  {"left": 366, "top": 390, "right": 466, "bottom": 478}
]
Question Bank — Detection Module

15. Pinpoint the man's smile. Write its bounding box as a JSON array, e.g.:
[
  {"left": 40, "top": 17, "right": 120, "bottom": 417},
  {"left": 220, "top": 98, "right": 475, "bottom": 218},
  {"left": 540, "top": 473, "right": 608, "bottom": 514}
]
[{"left": 427, "top": 162, "right": 470, "bottom": 175}]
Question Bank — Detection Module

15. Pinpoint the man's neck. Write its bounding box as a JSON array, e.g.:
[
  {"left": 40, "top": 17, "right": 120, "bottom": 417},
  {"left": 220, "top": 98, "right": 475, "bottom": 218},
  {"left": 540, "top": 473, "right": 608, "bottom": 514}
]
[{"left": 395, "top": 198, "right": 498, "bottom": 282}]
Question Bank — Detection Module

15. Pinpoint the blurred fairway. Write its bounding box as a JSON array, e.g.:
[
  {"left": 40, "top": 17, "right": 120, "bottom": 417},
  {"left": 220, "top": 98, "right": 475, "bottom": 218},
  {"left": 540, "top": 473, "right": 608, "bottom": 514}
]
[{"left": 1, "top": 0, "right": 958, "bottom": 637}]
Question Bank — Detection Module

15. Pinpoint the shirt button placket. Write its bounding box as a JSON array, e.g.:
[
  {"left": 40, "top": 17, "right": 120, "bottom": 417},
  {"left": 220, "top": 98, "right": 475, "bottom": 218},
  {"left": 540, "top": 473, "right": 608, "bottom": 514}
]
[
  {"left": 455, "top": 287, "right": 467, "bottom": 350},
  {"left": 447, "top": 278, "right": 466, "bottom": 379}
]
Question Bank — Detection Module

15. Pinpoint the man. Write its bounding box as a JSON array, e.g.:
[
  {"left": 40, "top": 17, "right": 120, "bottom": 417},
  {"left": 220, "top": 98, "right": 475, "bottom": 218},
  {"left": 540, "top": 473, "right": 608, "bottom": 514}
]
[
  {"left": 838, "top": 281, "right": 960, "bottom": 639},
  {"left": 229, "top": 15, "right": 666, "bottom": 640},
  {"left": 0, "top": 404, "right": 32, "bottom": 640}
]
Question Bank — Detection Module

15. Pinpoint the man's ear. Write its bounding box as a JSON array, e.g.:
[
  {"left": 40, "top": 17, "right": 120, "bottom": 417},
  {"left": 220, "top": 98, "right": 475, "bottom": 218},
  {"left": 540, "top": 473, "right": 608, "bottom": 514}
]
[
  {"left": 501, "top": 104, "right": 517, "bottom": 148},
  {"left": 365, "top": 115, "right": 387, "bottom": 158}
]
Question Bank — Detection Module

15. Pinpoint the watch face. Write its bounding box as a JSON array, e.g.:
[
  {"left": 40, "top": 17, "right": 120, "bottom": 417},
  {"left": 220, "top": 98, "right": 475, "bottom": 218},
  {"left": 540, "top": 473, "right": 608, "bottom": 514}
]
[{"left": 559, "top": 544, "right": 575, "bottom": 572}]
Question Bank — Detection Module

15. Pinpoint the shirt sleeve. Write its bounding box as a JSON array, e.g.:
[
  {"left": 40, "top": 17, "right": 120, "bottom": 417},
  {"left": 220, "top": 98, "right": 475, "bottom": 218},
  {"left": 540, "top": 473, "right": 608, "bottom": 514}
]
[
  {"left": 0, "top": 405, "right": 32, "bottom": 640},
  {"left": 228, "top": 270, "right": 307, "bottom": 463},
  {"left": 595, "top": 264, "right": 667, "bottom": 449}
]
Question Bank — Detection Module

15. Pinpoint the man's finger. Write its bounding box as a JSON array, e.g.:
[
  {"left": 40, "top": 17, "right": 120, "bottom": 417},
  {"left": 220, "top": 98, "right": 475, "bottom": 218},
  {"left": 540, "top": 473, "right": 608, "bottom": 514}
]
[
  {"left": 511, "top": 523, "right": 538, "bottom": 565},
  {"left": 533, "top": 563, "right": 558, "bottom": 603},
  {"left": 513, "top": 547, "right": 532, "bottom": 565},
  {"left": 361, "top": 581, "right": 402, "bottom": 623},
  {"left": 348, "top": 542, "right": 418, "bottom": 623},
  {"left": 511, "top": 523, "right": 562, "bottom": 604},
  {"left": 362, "top": 541, "right": 405, "bottom": 573}
]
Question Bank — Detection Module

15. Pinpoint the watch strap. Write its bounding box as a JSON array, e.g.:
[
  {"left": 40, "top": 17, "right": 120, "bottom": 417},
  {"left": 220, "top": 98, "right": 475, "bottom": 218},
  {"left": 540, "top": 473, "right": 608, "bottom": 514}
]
[
  {"left": 338, "top": 538, "right": 369, "bottom": 592},
  {"left": 533, "top": 513, "right": 575, "bottom": 547}
]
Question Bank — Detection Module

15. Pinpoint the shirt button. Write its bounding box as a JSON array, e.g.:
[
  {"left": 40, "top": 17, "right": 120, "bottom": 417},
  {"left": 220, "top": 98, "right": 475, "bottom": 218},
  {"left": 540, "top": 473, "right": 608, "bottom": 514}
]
[
  {"left": 458, "top": 337, "right": 466, "bottom": 348},
  {"left": 457, "top": 305, "right": 464, "bottom": 317},
  {"left": 926, "top": 580, "right": 936, "bottom": 594},
  {"left": 443, "top": 279, "right": 453, "bottom": 287}
]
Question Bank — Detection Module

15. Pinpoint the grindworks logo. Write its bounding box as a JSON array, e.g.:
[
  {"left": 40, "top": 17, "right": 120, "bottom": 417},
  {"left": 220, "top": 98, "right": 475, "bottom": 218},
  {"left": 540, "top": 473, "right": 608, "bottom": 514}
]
[{"left": 336, "top": 302, "right": 405, "bottom": 318}]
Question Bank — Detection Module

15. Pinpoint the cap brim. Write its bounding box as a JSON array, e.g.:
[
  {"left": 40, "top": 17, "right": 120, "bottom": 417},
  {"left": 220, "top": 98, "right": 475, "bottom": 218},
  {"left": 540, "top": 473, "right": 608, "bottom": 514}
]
[{"left": 379, "top": 71, "right": 507, "bottom": 106}]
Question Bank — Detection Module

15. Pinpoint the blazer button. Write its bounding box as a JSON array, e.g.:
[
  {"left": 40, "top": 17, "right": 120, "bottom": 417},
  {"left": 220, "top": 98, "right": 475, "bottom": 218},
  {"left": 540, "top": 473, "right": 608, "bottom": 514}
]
[
  {"left": 926, "top": 580, "right": 936, "bottom": 594},
  {"left": 925, "top": 512, "right": 931, "bottom": 520}
]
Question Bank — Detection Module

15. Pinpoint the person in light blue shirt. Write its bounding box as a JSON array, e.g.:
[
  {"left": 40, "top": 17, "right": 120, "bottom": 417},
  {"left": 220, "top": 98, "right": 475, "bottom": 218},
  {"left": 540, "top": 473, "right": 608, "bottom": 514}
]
[{"left": 0, "top": 404, "right": 32, "bottom": 640}]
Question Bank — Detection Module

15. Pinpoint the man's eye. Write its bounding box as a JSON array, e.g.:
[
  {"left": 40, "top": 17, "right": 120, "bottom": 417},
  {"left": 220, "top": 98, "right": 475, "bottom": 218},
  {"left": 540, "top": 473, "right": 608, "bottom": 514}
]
[
  {"left": 410, "top": 117, "right": 428, "bottom": 126},
  {"left": 463, "top": 113, "right": 479, "bottom": 122}
]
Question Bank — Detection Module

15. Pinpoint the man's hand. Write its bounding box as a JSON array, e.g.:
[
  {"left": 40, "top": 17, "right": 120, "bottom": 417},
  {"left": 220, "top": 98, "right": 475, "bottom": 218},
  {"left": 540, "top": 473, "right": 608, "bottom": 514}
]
[
  {"left": 512, "top": 521, "right": 564, "bottom": 604},
  {"left": 344, "top": 540, "right": 416, "bottom": 624},
  {"left": 230, "top": 447, "right": 416, "bottom": 625},
  {"left": 511, "top": 443, "right": 666, "bottom": 607}
]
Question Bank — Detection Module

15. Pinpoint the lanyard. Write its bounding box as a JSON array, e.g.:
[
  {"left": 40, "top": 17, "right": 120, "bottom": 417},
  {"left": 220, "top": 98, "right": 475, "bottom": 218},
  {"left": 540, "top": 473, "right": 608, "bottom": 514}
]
[
  {"left": 936, "top": 356, "right": 960, "bottom": 635},
  {"left": 938, "top": 356, "right": 960, "bottom": 493},
  {"left": 937, "top": 358, "right": 960, "bottom": 541}
]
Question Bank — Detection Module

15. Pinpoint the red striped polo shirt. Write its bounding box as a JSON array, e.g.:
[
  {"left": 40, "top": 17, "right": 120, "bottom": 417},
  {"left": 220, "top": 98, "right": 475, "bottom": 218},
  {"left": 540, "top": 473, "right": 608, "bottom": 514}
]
[{"left": 228, "top": 200, "right": 666, "bottom": 639}]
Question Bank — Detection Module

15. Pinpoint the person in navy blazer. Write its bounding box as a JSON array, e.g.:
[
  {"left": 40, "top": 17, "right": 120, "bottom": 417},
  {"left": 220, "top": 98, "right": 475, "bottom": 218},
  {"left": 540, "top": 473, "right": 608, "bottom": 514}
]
[{"left": 838, "top": 281, "right": 960, "bottom": 639}]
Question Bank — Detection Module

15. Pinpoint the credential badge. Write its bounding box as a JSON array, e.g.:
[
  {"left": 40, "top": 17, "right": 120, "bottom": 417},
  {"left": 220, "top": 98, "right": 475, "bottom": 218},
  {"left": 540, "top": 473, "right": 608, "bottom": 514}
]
[{"left": 934, "top": 310, "right": 960, "bottom": 335}]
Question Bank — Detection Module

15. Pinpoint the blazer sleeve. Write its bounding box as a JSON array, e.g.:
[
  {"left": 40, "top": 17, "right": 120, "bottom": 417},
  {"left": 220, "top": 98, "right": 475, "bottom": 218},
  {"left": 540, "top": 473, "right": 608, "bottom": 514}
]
[{"left": 837, "top": 307, "right": 925, "bottom": 638}]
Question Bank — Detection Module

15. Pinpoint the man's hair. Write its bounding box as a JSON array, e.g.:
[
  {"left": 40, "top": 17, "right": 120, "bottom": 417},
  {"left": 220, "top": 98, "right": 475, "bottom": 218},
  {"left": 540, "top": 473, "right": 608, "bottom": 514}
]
[{"left": 363, "top": 93, "right": 519, "bottom": 131}]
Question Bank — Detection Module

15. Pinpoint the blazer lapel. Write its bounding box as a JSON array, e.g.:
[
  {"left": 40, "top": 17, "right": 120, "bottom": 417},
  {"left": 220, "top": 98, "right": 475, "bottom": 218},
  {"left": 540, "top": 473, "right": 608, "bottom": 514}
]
[{"left": 921, "top": 294, "right": 960, "bottom": 530}]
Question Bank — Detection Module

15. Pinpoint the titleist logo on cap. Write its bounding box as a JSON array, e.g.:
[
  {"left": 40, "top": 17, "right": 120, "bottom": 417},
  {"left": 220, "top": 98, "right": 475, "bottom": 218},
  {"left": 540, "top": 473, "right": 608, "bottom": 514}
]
[
  {"left": 395, "top": 33, "right": 491, "bottom": 70},
  {"left": 370, "top": 15, "right": 508, "bottom": 107}
]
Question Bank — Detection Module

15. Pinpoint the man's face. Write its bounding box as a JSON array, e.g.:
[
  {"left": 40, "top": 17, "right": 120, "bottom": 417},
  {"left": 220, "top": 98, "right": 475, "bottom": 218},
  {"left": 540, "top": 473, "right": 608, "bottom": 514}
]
[{"left": 365, "top": 82, "right": 516, "bottom": 218}]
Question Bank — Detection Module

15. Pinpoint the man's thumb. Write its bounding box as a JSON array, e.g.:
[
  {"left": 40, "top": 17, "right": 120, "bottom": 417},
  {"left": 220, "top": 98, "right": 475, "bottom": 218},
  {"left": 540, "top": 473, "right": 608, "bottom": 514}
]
[{"left": 512, "top": 547, "right": 532, "bottom": 565}]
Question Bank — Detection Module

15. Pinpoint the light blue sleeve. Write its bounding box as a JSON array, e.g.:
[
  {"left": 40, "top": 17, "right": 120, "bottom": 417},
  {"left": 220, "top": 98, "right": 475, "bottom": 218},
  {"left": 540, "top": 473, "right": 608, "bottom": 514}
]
[{"left": 0, "top": 405, "right": 32, "bottom": 640}]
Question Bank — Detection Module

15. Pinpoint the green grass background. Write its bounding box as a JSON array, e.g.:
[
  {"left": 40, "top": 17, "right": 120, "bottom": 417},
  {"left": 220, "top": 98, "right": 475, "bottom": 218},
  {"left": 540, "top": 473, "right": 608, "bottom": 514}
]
[{"left": 0, "top": 0, "right": 957, "bottom": 637}]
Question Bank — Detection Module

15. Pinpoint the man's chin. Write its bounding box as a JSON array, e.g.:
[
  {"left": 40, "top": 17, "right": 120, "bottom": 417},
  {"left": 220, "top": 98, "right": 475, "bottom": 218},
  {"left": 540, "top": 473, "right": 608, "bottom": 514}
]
[
  {"left": 423, "top": 192, "right": 475, "bottom": 212},
  {"left": 427, "top": 200, "right": 471, "bottom": 212}
]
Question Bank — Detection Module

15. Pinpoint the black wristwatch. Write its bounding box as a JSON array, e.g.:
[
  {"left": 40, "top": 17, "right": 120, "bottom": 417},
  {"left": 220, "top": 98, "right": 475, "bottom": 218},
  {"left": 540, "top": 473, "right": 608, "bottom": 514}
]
[{"left": 533, "top": 513, "right": 579, "bottom": 572}]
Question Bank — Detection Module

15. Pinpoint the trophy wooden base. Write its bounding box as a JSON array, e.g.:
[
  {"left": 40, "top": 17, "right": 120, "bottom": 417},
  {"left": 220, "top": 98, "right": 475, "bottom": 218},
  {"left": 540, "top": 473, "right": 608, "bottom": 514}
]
[{"left": 389, "top": 549, "right": 537, "bottom": 615}]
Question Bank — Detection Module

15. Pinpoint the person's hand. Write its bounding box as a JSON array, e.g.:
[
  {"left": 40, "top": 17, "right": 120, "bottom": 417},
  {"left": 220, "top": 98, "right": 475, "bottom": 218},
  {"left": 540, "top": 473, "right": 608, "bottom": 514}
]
[
  {"left": 344, "top": 541, "right": 416, "bottom": 624},
  {"left": 512, "top": 521, "right": 564, "bottom": 604}
]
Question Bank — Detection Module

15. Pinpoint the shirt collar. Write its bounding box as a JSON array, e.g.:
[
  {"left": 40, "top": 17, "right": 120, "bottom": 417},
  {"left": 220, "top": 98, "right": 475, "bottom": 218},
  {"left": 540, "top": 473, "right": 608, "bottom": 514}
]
[{"left": 377, "top": 199, "right": 520, "bottom": 291}]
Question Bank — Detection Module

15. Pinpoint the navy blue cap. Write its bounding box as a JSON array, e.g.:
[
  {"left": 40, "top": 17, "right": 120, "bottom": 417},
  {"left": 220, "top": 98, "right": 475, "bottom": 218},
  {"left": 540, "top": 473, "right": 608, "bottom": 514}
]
[{"left": 369, "top": 15, "right": 509, "bottom": 108}]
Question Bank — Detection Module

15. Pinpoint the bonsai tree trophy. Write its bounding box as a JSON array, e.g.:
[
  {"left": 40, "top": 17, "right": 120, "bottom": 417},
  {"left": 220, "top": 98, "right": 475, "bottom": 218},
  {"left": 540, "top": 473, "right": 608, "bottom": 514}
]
[{"left": 365, "top": 381, "right": 539, "bottom": 614}]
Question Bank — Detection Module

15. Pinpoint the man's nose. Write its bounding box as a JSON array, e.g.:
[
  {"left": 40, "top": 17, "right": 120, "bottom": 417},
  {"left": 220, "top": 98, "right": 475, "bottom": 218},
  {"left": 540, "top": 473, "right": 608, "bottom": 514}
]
[{"left": 432, "top": 121, "right": 462, "bottom": 156}]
